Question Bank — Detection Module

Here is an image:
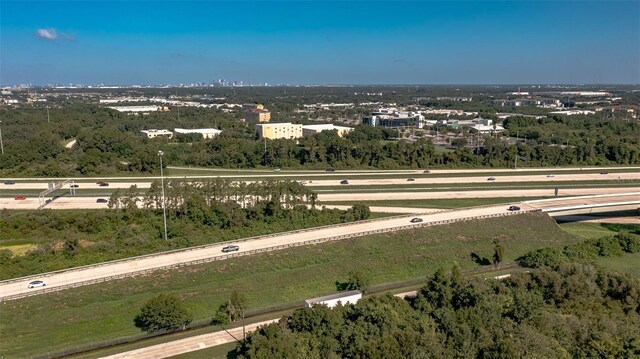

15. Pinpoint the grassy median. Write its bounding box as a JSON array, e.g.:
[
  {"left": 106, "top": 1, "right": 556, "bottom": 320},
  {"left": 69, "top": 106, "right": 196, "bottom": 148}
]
[{"left": 0, "top": 212, "right": 581, "bottom": 358}]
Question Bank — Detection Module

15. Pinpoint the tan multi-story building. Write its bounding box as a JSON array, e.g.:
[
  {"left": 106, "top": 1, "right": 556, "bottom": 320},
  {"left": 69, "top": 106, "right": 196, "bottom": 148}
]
[
  {"left": 256, "top": 123, "right": 303, "bottom": 140},
  {"left": 243, "top": 104, "right": 271, "bottom": 122}
]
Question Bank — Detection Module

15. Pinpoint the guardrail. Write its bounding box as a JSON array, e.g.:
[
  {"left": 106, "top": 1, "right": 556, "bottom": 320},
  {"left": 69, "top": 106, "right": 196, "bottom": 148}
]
[
  {"left": 1, "top": 209, "right": 538, "bottom": 302},
  {"left": 0, "top": 211, "right": 423, "bottom": 286}
]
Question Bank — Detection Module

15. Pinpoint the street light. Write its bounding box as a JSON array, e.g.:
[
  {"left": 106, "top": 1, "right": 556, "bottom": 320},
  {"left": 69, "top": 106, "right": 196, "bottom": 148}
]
[
  {"left": 158, "top": 150, "right": 168, "bottom": 241},
  {"left": 0, "top": 120, "right": 4, "bottom": 155}
]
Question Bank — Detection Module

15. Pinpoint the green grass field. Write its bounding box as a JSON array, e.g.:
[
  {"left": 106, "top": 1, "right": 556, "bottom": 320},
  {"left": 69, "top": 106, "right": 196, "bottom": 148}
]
[
  {"left": 558, "top": 222, "right": 621, "bottom": 240},
  {"left": 597, "top": 253, "right": 640, "bottom": 277},
  {"left": 0, "top": 212, "right": 581, "bottom": 358}
]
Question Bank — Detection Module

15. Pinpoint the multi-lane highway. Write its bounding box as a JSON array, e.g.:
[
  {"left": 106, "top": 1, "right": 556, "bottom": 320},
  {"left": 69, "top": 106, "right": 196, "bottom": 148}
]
[
  {"left": 1, "top": 187, "right": 638, "bottom": 210},
  {"left": 1, "top": 193, "right": 637, "bottom": 301},
  {"left": 1, "top": 171, "right": 637, "bottom": 190}
]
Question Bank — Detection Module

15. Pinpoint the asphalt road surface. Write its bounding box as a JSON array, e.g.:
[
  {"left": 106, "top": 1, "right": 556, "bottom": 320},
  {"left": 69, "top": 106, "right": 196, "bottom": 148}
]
[
  {"left": 2, "top": 187, "right": 638, "bottom": 210},
  {"left": 2, "top": 171, "right": 637, "bottom": 190}
]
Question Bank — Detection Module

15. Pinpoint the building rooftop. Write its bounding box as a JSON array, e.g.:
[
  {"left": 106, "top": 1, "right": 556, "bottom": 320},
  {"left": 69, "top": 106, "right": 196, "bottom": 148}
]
[
  {"left": 302, "top": 124, "right": 353, "bottom": 130},
  {"left": 305, "top": 290, "right": 362, "bottom": 304},
  {"left": 257, "top": 122, "right": 298, "bottom": 126},
  {"left": 174, "top": 128, "right": 222, "bottom": 134}
]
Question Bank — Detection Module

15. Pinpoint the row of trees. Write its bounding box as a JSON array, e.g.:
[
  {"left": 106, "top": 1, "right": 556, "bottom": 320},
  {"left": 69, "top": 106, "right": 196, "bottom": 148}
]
[
  {"left": 0, "top": 179, "right": 370, "bottom": 279},
  {"left": 1, "top": 104, "right": 639, "bottom": 176},
  {"left": 235, "top": 260, "right": 640, "bottom": 358}
]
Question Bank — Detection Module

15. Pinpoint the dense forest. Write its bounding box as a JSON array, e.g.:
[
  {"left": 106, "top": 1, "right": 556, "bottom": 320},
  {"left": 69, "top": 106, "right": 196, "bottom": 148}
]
[
  {"left": 0, "top": 100, "right": 639, "bottom": 176},
  {"left": 236, "top": 261, "right": 640, "bottom": 358},
  {"left": 0, "top": 179, "right": 370, "bottom": 278}
]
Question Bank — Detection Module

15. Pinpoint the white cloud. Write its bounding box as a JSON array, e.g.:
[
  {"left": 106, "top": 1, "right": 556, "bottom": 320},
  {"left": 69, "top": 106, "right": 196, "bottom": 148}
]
[{"left": 36, "top": 28, "right": 58, "bottom": 41}]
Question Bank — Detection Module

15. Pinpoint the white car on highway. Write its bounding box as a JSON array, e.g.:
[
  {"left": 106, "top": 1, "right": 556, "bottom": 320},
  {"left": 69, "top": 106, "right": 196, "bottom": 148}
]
[{"left": 27, "top": 280, "right": 46, "bottom": 289}]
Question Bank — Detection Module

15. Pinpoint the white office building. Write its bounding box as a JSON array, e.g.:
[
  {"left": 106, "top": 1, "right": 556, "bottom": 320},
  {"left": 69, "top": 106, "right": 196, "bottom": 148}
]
[
  {"left": 140, "top": 129, "right": 174, "bottom": 139},
  {"left": 174, "top": 128, "right": 222, "bottom": 139},
  {"left": 304, "top": 290, "right": 362, "bottom": 308},
  {"left": 302, "top": 124, "right": 354, "bottom": 137}
]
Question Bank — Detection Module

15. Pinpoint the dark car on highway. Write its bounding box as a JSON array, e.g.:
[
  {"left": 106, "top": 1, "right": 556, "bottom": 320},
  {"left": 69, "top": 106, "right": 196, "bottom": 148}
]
[
  {"left": 507, "top": 206, "right": 521, "bottom": 211},
  {"left": 487, "top": 176, "right": 496, "bottom": 181},
  {"left": 410, "top": 218, "right": 423, "bottom": 223},
  {"left": 407, "top": 178, "right": 415, "bottom": 181},
  {"left": 222, "top": 245, "right": 240, "bottom": 253},
  {"left": 326, "top": 168, "right": 336, "bottom": 172},
  {"left": 96, "top": 198, "right": 108, "bottom": 203},
  {"left": 4, "top": 180, "right": 15, "bottom": 185},
  {"left": 340, "top": 180, "right": 349, "bottom": 185}
]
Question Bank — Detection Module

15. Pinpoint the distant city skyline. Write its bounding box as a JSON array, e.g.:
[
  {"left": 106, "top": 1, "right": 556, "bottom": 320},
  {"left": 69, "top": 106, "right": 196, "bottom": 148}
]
[{"left": 1, "top": 1, "right": 639, "bottom": 86}]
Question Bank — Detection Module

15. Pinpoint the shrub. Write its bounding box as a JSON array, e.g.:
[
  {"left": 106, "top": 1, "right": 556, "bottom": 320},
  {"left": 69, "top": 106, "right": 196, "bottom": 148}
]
[
  {"left": 616, "top": 233, "right": 640, "bottom": 253},
  {"left": 134, "top": 294, "right": 192, "bottom": 333},
  {"left": 517, "top": 247, "right": 566, "bottom": 268},
  {"left": 594, "top": 236, "right": 623, "bottom": 257}
]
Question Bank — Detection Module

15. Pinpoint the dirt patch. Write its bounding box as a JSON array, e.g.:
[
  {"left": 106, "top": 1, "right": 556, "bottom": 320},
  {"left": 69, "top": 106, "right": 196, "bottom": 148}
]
[{"left": 0, "top": 244, "right": 38, "bottom": 256}]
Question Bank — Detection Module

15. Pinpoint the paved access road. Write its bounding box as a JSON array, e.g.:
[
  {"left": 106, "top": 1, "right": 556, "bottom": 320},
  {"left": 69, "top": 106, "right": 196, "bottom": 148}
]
[
  {"left": 101, "top": 291, "right": 420, "bottom": 359},
  {"left": 102, "top": 319, "right": 277, "bottom": 359}
]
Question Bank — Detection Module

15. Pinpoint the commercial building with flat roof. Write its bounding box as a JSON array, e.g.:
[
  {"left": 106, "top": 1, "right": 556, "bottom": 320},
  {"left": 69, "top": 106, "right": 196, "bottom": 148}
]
[
  {"left": 304, "top": 290, "right": 362, "bottom": 308},
  {"left": 108, "top": 105, "right": 161, "bottom": 113},
  {"left": 174, "top": 128, "right": 222, "bottom": 139},
  {"left": 256, "top": 123, "right": 303, "bottom": 140},
  {"left": 140, "top": 129, "right": 173, "bottom": 139},
  {"left": 302, "top": 124, "right": 354, "bottom": 137}
]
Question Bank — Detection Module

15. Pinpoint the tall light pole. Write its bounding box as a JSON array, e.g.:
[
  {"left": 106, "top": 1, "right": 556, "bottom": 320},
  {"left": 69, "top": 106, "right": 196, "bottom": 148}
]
[
  {"left": 0, "top": 120, "right": 4, "bottom": 155},
  {"left": 46, "top": 106, "right": 50, "bottom": 124},
  {"left": 158, "top": 151, "right": 168, "bottom": 241}
]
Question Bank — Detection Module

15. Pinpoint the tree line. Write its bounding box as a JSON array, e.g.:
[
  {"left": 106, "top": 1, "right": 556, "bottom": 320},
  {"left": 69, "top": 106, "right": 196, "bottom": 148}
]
[
  {"left": 1, "top": 104, "right": 639, "bottom": 176},
  {"left": 0, "top": 179, "right": 370, "bottom": 279},
  {"left": 235, "top": 260, "right": 640, "bottom": 358}
]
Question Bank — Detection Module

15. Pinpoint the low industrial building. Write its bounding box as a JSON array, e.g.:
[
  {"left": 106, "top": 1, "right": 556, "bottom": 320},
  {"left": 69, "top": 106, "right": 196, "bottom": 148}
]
[
  {"left": 174, "top": 128, "right": 222, "bottom": 139},
  {"left": 108, "top": 105, "right": 161, "bottom": 113},
  {"left": 491, "top": 98, "right": 561, "bottom": 108},
  {"left": 451, "top": 118, "right": 505, "bottom": 133},
  {"left": 548, "top": 110, "right": 596, "bottom": 116},
  {"left": 302, "top": 124, "right": 354, "bottom": 137},
  {"left": 256, "top": 123, "right": 303, "bottom": 140},
  {"left": 304, "top": 290, "right": 362, "bottom": 308},
  {"left": 140, "top": 129, "right": 173, "bottom": 139}
]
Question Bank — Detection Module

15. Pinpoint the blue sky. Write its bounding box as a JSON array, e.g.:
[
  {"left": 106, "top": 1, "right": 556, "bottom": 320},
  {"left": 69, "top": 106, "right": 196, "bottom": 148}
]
[{"left": 1, "top": 1, "right": 638, "bottom": 85}]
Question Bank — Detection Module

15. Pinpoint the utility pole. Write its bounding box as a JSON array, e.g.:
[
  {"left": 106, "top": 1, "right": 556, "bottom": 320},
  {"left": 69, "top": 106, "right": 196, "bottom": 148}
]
[
  {"left": 46, "top": 106, "right": 50, "bottom": 123},
  {"left": 263, "top": 137, "right": 267, "bottom": 167},
  {"left": 158, "top": 151, "right": 168, "bottom": 241},
  {"left": 242, "top": 308, "right": 246, "bottom": 341},
  {"left": 0, "top": 121, "right": 4, "bottom": 155},
  {"left": 514, "top": 130, "right": 518, "bottom": 170}
]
